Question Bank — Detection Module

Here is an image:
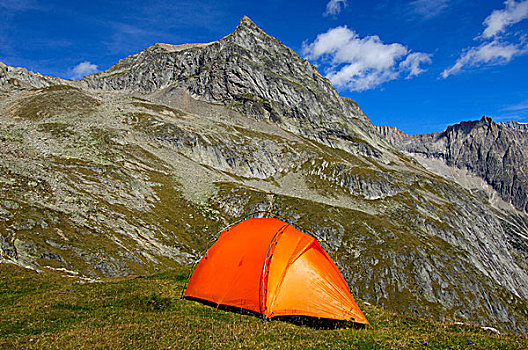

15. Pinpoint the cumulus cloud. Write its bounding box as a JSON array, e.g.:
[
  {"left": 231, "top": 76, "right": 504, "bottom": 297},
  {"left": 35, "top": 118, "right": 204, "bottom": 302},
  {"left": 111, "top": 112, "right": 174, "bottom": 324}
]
[
  {"left": 324, "top": 0, "right": 348, "bottom": 17},
  {"left": 410, "top": 0, "right": 451, "bottom": 19},
  {"left": 443, "top": 1, "right": 528, "bottom": 77},
  {"left": 400, "top": 52, "right": 433, "bottom": 77},
  {"left": 482, "top": 0, "right": 528, "bottom": 38},
  {"left": 71, "top": 61, "right": 98, "bottom": 79},
  {"left": 302, "top": 26, "right": 432, "bottom": 91}
]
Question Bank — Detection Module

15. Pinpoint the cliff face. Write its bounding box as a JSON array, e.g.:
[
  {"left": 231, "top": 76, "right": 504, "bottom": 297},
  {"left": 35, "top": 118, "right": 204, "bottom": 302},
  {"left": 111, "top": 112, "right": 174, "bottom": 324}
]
[
  {"left": 1, "top": 17, "right": 528, "bottom": 333},
  {"left": 82, "top": 17, "right": 383, "bottom": 158},
  {"left": 377, "top": 116, "right": 528, "bottom": 212}
]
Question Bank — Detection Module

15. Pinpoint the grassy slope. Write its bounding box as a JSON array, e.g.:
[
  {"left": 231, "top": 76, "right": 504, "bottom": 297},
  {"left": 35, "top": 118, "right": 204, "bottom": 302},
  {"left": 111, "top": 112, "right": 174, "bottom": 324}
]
[
  {"left": 1, "top": 263, "right": 526, "bottom": 349},
  {"left": 2, "top": 86, "right": 528, "bottom": 335}
]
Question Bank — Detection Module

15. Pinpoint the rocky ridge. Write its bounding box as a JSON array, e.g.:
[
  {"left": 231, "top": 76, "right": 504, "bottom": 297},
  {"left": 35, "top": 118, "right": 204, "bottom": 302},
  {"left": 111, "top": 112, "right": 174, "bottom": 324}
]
[
  {"left": 82, "top": 16, "right": 384, "bottom": 159},
  {"left": 0, "top": 62, "right": 61, "bottom": 92},
  {"left": 376, "top": 116, "right": 528, "bottom": 212},
  {"left": 1, "top": 17, "right": 528, "bottom": 333}
]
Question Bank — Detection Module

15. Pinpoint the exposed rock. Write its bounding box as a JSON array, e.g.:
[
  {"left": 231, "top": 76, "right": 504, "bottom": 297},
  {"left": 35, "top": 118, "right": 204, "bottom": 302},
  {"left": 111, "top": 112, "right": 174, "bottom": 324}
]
[
  {"left": 0, "top": 62, "right": 65, "bottom": 92},
  {"left": 376, "top": 117, "right": 528, "bottom": 212},
  {"left": 481, "top": 326, "right": 501, "bottom": 334},
  {"left": 82, "top": 17, "right": 385, "bottom": 159}
]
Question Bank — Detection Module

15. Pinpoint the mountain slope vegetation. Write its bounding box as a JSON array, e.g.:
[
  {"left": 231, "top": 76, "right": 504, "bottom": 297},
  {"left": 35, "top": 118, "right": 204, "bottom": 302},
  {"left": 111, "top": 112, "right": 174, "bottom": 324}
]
[{"left": 2, "top": 263, "right": 527, "bottom": 349}]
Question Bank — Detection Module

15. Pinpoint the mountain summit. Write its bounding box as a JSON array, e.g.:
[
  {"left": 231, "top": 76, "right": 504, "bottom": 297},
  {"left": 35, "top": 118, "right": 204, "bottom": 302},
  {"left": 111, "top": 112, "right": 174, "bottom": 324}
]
[
  {"left": 1, "top": 17, "right": 528, "bottom": 333},
  {"left": 82, "top": 16, "right": 383, "bottom": 156}
]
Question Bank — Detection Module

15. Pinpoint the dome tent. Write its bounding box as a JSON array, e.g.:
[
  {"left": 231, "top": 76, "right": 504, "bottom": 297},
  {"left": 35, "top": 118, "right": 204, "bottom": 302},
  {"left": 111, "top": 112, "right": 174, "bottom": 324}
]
[{"left": 182, "top": 213, "right": 369, "bottom": 325}]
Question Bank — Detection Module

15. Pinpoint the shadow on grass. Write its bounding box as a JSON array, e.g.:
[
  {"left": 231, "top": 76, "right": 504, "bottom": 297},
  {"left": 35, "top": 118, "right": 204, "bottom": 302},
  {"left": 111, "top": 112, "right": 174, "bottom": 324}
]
[{"left": 182, "top": 296, "right": 368, "bottom": 330}]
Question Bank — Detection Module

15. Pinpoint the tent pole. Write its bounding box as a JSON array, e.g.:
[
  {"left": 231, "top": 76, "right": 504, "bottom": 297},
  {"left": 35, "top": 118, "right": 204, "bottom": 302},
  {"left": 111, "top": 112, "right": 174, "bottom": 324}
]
[{"left": 260, "top": 224, "right": 287, "bottom": 320}]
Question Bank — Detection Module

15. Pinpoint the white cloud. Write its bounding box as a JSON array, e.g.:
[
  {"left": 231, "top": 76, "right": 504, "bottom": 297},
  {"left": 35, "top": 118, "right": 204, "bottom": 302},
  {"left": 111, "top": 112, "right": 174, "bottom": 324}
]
[
  {"left": 0, "top": 0, "right": 40, "bottom": 11},
  {"left": 442, "top": 40, "right": 525, "bottom": 78},
  {"left": 302, "top": 26, "right": 432, "bottom": 91},
  {"left": 503, "top": 100, "right": 528, "bottom": 111},
  {"left": 492, "top": 114, "right": 528, "bottom": 122},
  {"left": 324, "top": 0, "right": 348, "bottom": 17},
  {"left": 442, "top": 1, "right": 528, "bottom": 78},
  {"left": 410, "top": 0, "right": 451, "bottom": 19},
  {"left": 400, "top": 52, "right": 433, "bottom": 77},
  {"left": 71, "top": 61, "right": 98, "bottom": 79},
  {"left": 441, "top": 41, "right": 523, "bottom": 78},
  {"left": 482, "top": 0, "right": 528, "bottom": 38}
]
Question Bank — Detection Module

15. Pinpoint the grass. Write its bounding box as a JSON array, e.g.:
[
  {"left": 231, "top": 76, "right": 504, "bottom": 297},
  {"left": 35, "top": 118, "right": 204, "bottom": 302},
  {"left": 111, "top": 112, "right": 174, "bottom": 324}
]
[
  {"left": 12, "top": 86, "right": 99, "bottom": 121},
  {"left": 1, "top": 263, "right": 526, "bottom": 349}
]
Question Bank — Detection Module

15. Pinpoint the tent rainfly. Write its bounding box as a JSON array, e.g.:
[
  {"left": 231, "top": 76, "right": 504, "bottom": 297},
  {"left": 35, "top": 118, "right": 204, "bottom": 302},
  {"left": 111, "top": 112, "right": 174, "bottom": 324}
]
[{"left": 183, "top": 215, "right": 369, "bottom": 325}]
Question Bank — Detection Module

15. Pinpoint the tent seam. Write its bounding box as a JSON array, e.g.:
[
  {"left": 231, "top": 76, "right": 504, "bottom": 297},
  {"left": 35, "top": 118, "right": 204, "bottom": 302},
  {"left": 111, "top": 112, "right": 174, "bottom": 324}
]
[{"left": 261, "top": 224, "right": 288, "bottom": 319}]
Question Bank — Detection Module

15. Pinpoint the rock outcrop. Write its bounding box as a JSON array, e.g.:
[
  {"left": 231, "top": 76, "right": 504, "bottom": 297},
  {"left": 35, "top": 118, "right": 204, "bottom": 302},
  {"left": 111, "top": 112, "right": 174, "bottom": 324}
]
[
  {"left": 0, "top": 62, "right": 63, "bottom": 92},
  {"left": 82, "top": 17, "right": 383, "bottom": 158},
  {"left": 377, "top": 116, "right": 528, "bottom": 212}
]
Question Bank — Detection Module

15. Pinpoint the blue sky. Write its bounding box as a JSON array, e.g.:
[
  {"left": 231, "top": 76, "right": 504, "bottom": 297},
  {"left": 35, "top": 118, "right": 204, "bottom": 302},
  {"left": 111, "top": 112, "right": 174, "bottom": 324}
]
[{"left": 1, "top": 0, "right": 528, "bottom": 134}]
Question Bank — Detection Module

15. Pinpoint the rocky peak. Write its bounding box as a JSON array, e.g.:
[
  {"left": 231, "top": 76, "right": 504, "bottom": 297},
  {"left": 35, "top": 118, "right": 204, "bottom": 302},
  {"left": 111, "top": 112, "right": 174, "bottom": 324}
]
[
  {"left": 443, "top": 116, "right": 494, "bottom": 135},
  {"left": 234, "top": 15, "right": 267, "bottom": 35},
  {"left": 226, "top": 16, "right": 293, "bottom": 57},
  {"left": 82, "top": 16, "right": 383, "bottom": 156},
  {"left": 378, "top": 116, "right": 528, "bottom": 212},
  {"left": 500, "top": 120, "right": 528, "bottom": 132}
]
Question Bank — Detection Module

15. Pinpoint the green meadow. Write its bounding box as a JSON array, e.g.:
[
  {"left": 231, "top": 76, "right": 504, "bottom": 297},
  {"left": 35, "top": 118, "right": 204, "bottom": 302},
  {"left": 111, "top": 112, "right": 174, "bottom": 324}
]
[{"left": 1, "top": 263, "right": 526, "bottom": 349}]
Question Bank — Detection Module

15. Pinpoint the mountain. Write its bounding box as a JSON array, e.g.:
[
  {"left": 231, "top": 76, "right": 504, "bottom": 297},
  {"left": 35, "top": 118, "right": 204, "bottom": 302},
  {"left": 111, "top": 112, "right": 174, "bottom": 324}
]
[
  {"left": 82, "top": 16, "right": 382, "bottom": 157},
  {"left": 1, "top": 17, "right": 527, "bottom": 333},
  {"left": 377, "top": 116, "right": 528, "bottom": 212}
]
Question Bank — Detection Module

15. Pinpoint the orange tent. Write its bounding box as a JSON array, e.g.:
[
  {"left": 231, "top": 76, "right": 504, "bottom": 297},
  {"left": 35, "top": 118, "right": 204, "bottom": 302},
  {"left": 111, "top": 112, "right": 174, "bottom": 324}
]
[{"left": 183, "top": 215, "right": 369, "bottom": 325}]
